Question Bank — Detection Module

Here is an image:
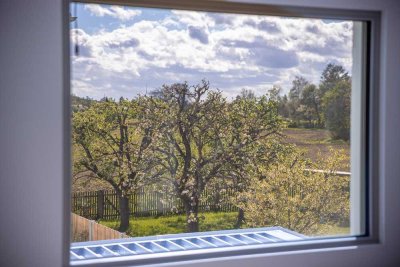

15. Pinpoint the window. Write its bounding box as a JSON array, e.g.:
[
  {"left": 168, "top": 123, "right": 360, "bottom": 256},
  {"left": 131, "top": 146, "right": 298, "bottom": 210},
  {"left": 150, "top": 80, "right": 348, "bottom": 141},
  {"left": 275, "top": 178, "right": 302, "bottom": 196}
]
[
  {"left": 5, "top": 0, "right": 400, "bottom": 267},
  {"left": 68, "top": 1, "right": 379, "bottom": 265}
]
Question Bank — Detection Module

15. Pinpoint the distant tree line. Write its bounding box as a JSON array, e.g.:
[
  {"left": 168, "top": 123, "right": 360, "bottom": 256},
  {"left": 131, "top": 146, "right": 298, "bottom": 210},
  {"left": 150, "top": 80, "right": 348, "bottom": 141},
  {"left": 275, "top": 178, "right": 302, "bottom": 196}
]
[{"left": 267, "top": 63, "right": 351, "bottom": 141}]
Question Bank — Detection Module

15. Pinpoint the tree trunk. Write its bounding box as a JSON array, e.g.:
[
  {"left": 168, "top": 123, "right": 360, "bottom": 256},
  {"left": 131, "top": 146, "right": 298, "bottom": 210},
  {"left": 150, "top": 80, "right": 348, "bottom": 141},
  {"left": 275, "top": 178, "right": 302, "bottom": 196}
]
[
  {"left": 184, "top": 197, "right": 199, "bottom": 232},
  {"left": 117, "top": 192, "right": 130, "bottom": 233},
  {"left": 235, "top": 208, "right": 245, "bottom": 229}
]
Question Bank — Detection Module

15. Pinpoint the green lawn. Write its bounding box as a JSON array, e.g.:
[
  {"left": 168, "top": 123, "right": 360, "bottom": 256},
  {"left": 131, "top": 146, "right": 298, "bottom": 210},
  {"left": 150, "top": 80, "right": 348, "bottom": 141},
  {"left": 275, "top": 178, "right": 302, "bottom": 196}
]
[
  {"left": 99, "top": 212, "right": 349, "bottom": 238},
  {"left": 99, "top": 212, "right": 238, "bottom": 237}
]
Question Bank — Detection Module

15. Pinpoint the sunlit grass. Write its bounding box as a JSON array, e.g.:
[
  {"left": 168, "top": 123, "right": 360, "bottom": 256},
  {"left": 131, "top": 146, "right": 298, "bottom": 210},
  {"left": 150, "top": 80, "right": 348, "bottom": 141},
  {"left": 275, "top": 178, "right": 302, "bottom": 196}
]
[
  {"left": 99, "top": 212, "right": 237, "bottom": 237},
  {"left": 99, "top": 211, "right": 349, "bottom": 238}
]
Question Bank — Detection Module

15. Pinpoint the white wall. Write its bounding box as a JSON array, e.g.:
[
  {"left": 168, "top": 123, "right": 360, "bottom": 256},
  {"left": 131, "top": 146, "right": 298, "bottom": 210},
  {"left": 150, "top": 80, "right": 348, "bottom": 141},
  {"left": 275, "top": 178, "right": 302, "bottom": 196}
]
[
  {"left": 0, "top": 0, "right": 399, "bottom": 266},
  {"left": 0, "top": 1, "right": 67, "bottom": 266}
]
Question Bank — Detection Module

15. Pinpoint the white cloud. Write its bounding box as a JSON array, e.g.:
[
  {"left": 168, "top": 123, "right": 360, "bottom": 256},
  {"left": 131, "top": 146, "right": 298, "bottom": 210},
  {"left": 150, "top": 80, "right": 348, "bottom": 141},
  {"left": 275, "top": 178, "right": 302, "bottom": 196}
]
[
  {"left": 84, "top": 4, "right": 141, "bottom": 21},
  {"left": 71, "top": 7, "right": 353, "bottom": 99}
]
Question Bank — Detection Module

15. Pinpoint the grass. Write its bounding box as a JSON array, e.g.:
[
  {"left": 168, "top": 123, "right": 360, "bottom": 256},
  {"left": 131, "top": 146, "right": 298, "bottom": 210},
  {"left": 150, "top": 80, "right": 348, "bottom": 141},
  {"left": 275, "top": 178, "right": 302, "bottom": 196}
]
[
  {"left": 100, "top": 212, "right": 238, "bottom": 237},
  {"left": 100, "top": 212, "right": 349, "bottom": 238}
]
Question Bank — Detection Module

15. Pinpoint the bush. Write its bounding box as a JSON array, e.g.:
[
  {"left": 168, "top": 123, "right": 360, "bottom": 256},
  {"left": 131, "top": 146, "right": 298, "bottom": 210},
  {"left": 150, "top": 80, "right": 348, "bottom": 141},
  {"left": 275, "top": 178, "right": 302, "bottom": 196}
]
[{"left": 233, "top": 148, "right": 350, "bottom": 235}]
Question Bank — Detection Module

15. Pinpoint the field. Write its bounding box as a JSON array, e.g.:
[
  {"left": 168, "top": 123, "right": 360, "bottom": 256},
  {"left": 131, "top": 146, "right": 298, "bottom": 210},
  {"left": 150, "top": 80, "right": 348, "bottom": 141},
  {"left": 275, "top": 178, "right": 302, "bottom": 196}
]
[{"left": 282, "top": 128, "right": 350, "bottom": 171}]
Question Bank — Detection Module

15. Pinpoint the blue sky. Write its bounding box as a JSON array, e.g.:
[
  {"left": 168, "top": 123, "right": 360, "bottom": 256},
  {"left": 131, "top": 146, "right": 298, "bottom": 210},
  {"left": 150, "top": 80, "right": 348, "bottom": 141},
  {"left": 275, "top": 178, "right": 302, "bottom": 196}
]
[{"left": 70, "top": 3, "right": 353, "bottom": 100}]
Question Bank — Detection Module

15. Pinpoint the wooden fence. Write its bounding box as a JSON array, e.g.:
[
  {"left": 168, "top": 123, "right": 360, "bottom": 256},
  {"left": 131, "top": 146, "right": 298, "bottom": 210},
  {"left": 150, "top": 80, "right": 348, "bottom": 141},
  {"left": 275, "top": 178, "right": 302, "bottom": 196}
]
[
  {"left": 71, "top": 213, "right": 129, "bottom": 242},
  {"left": 72, "top": 188, "right": 238, "bottom": 220}
]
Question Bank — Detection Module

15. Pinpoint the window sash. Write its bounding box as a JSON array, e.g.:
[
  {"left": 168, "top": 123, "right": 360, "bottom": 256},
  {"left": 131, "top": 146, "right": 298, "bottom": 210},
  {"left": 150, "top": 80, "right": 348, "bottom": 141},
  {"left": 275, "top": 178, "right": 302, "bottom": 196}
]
[{"left": 67, "top": 1, "right": 381, "bottom": 266}]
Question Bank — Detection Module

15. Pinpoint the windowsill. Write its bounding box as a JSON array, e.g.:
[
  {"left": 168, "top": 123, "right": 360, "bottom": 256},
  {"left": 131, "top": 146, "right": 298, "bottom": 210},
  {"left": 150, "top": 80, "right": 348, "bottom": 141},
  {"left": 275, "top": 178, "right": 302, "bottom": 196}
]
[
  {"left": 70, "top": 227, "right": 306, "bottom": 265},
  {"left": 70, "top": 225, "right": 380, "bottom": 267}
]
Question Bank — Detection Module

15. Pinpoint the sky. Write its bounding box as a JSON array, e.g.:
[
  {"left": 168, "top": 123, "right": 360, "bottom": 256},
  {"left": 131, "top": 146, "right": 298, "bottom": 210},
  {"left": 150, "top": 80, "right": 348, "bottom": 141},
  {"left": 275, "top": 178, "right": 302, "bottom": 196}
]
[{"left": 70, "top": 3, "right": 353, "bottom": 100}]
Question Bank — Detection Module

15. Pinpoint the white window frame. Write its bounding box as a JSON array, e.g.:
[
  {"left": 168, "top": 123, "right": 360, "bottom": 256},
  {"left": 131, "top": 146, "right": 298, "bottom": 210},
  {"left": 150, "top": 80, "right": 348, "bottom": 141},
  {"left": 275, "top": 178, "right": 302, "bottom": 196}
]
[
  {"left": 1, "top": 0, "right": 400, "bottom": 266},
  {"left": 67, "top": 1, "right": 380, "bottom": 265}
]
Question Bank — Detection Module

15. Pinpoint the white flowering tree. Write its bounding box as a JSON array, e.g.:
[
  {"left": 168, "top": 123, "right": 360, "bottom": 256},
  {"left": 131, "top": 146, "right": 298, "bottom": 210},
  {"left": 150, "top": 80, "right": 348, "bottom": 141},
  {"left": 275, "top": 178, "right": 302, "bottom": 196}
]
[{"left": 141, "top": 81, "right": 283, "bottom": 232}]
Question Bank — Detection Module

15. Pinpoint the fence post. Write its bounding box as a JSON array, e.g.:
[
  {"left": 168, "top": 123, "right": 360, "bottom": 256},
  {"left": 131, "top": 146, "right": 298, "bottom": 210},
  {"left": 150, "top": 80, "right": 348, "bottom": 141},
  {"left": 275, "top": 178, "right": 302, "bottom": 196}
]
[
  {"left": 88, "top": 220, "right": 94, "bottom": 241},
  {"left": 97, "top": 190, "right": 104, "bottom": 220}
]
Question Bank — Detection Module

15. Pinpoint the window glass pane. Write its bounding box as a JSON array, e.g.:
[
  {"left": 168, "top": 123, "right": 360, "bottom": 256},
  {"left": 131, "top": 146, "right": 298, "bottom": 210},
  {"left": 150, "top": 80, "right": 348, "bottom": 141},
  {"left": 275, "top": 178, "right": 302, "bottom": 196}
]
[{"left": 70, "top": 1, "right": 365, "bottom": 253}]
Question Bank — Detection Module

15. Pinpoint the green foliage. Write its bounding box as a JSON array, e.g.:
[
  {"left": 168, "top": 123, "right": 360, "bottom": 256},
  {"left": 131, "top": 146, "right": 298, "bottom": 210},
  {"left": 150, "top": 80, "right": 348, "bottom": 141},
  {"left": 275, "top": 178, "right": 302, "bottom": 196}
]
[
  {"left": 72, "top": 98, "right": 158, "bottom": 193},
  {"left": 71, "top": 95, "right": 95, "bottom": 112},
  {"left": 322, "top": 80, "right": 351, "bottom": 141},
  {"left": 299, "top": 84, "right": 322, "bottom": 127},
  {"left": 72, "top": 98, "right": 160, "bottom": 231},
  {"left": 237, "top": 88, "right": 256, "bottom": 100},
  {"left": 278, "top": 75, "right": 323, "bottom": 129},
  {"left": 273, "top": 63, "right": 351, "bottom": 141},
  {"left": 233, "top": 148, "right": 350, "bottom": 235},
  {"left": 319, "top": 63, "right": 350, "bottom": 96},
  {"left": 287, "top": 76, "right": 309, "bottom": 125},
  {"left": 289, "top": 76, "right": 309, "bottom": 102}
]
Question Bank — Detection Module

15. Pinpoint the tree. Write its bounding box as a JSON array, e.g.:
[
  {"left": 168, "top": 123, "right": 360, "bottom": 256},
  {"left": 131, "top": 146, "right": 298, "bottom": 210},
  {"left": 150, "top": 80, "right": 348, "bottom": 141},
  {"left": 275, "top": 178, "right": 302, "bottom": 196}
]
[
  {"left": 267, "top": 85, "right": 281, "bottom": 101},
  {"left": 237, "top": 88, "right": 256, "bottom": 100},
  {"left": 268, "top": 85, "right": 290, "bottom": 122},
  {"left": 228, "top": 92, "right": 285, "bottom": 228},
  {"left": 318, "top": 63, "right": 351, "bottom": 140},
  {"left": 319, "top": 63, "right": 350, "bottom": 96},
  {"left": 278, "top": 94, "right": 290, "bottom": 118},
  {"left": 71, "top": 95, "right": 95, "bottom": 112},
  {"left": 141, "top": 81, "right": 283, "bottom": 232},
  {"left": 72, "top": 98, "right": 160, "bottom": 232},
  {"left": 299, "top": 84, "right": 322, "bottom": 127},
  {"left": 289, "top": 76, "right": 309, "bottom": 101},
  {"left": 322, "top": 80, "right": 351, "bottom": 141},
  {"left": 234, "top": 148, "right": 350, "bottom": 235},
  {"left": 288, "top": 76, "right": 309, "bottom": 125}
]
